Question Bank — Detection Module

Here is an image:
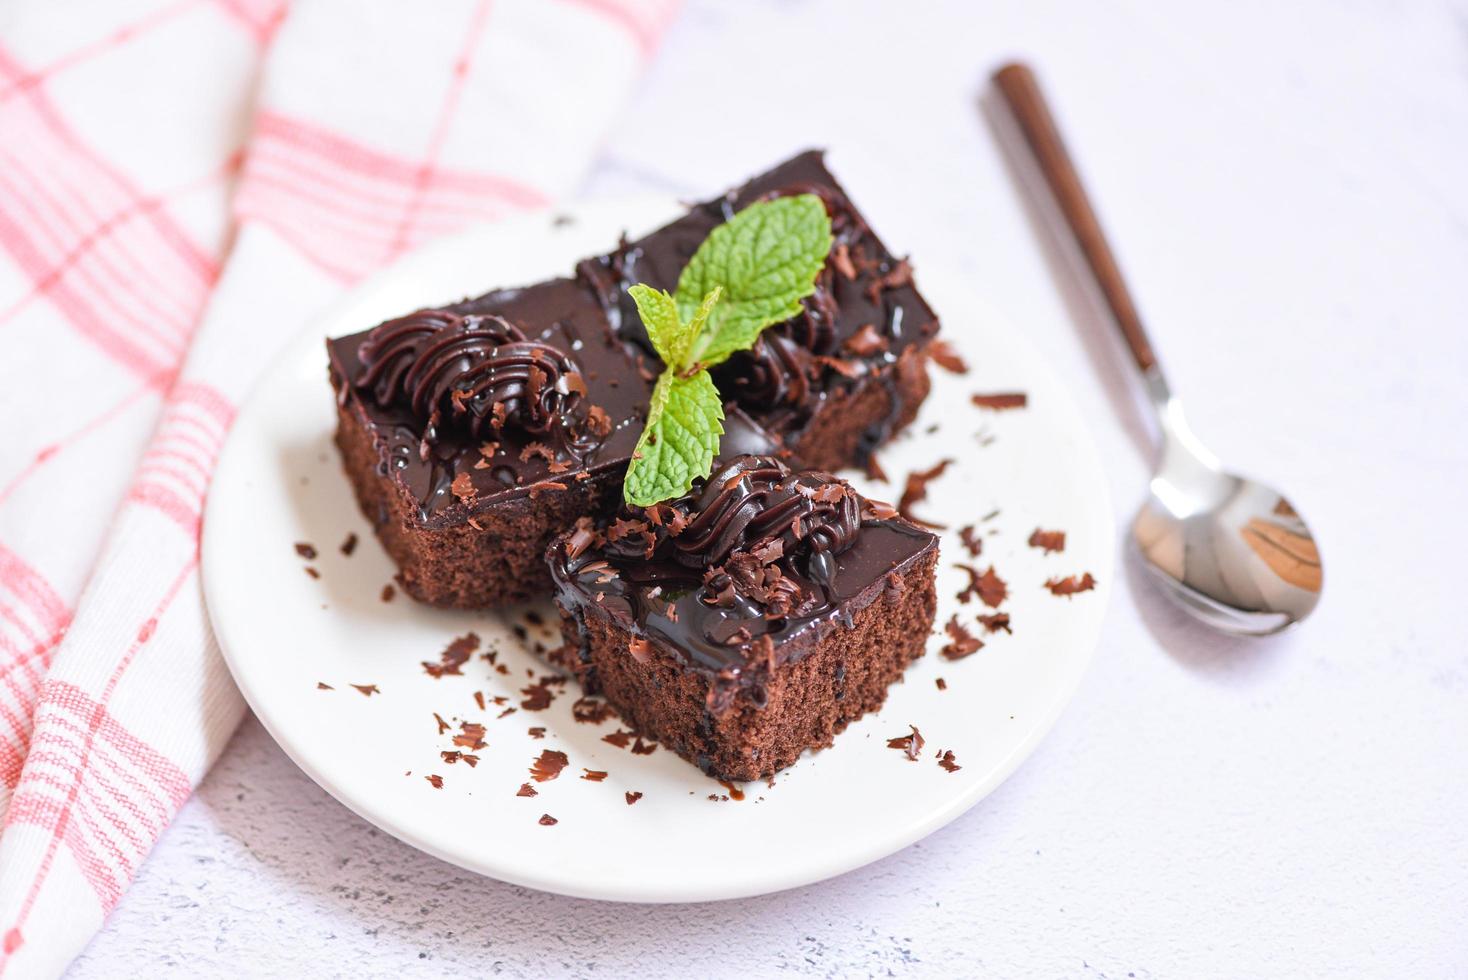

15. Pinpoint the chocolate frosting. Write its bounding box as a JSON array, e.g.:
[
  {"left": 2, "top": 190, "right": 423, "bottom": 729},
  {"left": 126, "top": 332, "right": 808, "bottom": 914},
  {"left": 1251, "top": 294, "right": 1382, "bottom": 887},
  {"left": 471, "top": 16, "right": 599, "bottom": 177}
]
[
  {"left": 356, "top": 309, "right": 589, "bottom": 447},
  {"left": 327, "top": 278, "right": 653, "bottom": 526},
  {"left": 575, "top": 150, "right": 939, "bottom": 443},
  {"left": 548, "top": 455, "right": 936, "bottom": 711}
]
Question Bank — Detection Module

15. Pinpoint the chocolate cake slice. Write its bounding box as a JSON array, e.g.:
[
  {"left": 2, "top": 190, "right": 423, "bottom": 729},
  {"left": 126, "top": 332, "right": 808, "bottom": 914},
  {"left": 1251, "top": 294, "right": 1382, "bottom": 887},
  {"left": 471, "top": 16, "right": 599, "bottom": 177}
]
[
  {"left": 329, "top": 150, "right": 940, "bottom": 608},
  {"left": 547, "top": 455, "right": 939, "bottom": 781},
  {"left": 577, "top": 149, "right": 939, "bottom": 471},
  {"left": 328, "top": 280, "right": 653, "bottom": 607}
]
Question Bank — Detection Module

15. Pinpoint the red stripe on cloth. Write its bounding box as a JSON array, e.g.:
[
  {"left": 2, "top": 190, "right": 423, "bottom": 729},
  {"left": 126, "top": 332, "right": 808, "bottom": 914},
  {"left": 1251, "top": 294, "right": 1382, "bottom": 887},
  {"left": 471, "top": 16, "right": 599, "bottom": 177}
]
[
  {"left": 0, "top": 380, "right": 162, "bottom": 507},
  {"left": 0, "top": 547, "right": 69, "bottom": 644},
  {"left": 212, "top": 0, "right": 289, "bottom": 46},
  {"left": 557, "top": 0, "right": 682, "bottom": 57},
  {"left": 239, "top": 111, "right": 550, "bottom": 280},
  {"left": 0, "top": 0, "right": 205, "bottom": 101},
  {"left": 125, "top": 382, "right": 235, "bottom": 535},
  {"left": 4, "top": 560, "right": 197, "bottom": 933},
  {"left": 0, "top": 47, "right": 218, "bottom": 283},
  {"left": 386, "top": 0, "right": 495, "bottom": 258}
]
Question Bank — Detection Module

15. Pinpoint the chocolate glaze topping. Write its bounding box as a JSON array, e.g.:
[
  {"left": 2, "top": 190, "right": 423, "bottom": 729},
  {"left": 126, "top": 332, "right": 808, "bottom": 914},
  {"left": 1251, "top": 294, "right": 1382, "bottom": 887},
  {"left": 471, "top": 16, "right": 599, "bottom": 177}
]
[
  {"left": 356, "top": 309, "right": 590, "bottom": 448},
  {"left": 328, "top": 278, "right": 653, "bottom": 525},
  {"left": 575, "top": 150, "right": 939, "bottom": 446},
  {"left": 548, "top": 454, "right": 936, "bottom": 711}
]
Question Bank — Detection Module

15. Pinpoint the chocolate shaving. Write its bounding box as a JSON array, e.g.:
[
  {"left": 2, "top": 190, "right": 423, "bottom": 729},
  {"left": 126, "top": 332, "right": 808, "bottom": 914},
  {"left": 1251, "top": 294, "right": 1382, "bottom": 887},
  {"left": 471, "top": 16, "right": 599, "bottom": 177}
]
[
  {"left": 630, "top": 737, "right": 657, "bottom": 756},
  {"left": 473, "top": 691, "right": 486, "bottom": 710},
  {"left": 517, "top": 783, "right": 537, "bottom": 797},
  {"left": 538, "top": 814, "right": 558, "bottom": 826},
  {"left": 978, "top": 612, "right": 1012, "bottom": 634},
  {"left": 339, "top": 533, "right": 358, "bottom": 556},
  {"left": 941, "top": 616, "right": 984, "bottom": 660},
  {"left": 928, "top": 339, "right": 968, "bottom": 374},
  {"left": 294, "top": 542, "right": 317, "bottom": 559},
  {"left": 886, "top": 724, "right": 925, "bottom": 761},
  {"left": 832, "top": 241, "right": 857, "bottom": 279},
  {"left": 958, "top": 525, "right": 983, "bottom": 558},
  {"left": 572, "top": 697, "right": 616, "bottom": 724},
  {"left": 627, "top": 637, "right": 653, "bottom": 664},
  {"left": 937, "top": 750, "right": 962, "bottom": 773},
  {"left": 433, "top": 712, "right": 450, "bottom": 735},
  {"left": 625, "top": 791, "right": 643, "bottom": 805},
  {"left": 304, "top": 567, "right": 320, "bottom": 579},
  {"left": 956, "top": 563, "right": 1007, "bottom": 608},
  {"left": 843, "top": 323, "right": 888, "bottom": 357},
  {"left": 380, "top": 584, "right": 396, "bottom": 602},
  {"left": 586, "top": 404, "right": 612, "bottom": 437},
  {"left": 602, "top": 729, "right": 634, "bottom": 749},
  {"left": 316, "top": 682, "right": 333, "bottom": 690},
  {"left": 529, "top": 749, "right": 570, "bottom": 782},
  {"left": 452, "top": 722, "right": 487, "bottom": 751},
  {"left": 519, "top": 441, "right": 555, "bottom": 464},
  {"left": 1028, "top": 528, "right": 1067, "bottom": 554},
  {"left": 520, "top": 678, "right": 557, "bottom": 711},
  {"left": 450, "top": 472, "right": 475, "bottom": 504},
  {"left": 422, "top": 631, "right": 479, "bottom": 678},
  {"left": 864, "top": 453, "right": 888, "bottom": 483},
  {"left": 425, "top": 774, "right": 443, "bottom": 789},
  {"left": 528, "top": 726, "right": 546, "bottom": 739},
  {"left": 898, "top": 459, "right": 953, "bottom": 529},
  {"left": 581, "top": 769, "right": 608, "bottom": 782},
  {"left": 1045, "top": 572, "right": 1097, "bottom": 597},
  {"left": 935, "top": 678, "right": 947, "bottom": 691},
  {"left": 351, "top": 683, "right": 379, "bottom": 697},
  {"left": 865, "top": 257, "right": 913, "bottom": 302},
  {"left": 971, "top": 392, "right": 1028, "bottom": 410}
]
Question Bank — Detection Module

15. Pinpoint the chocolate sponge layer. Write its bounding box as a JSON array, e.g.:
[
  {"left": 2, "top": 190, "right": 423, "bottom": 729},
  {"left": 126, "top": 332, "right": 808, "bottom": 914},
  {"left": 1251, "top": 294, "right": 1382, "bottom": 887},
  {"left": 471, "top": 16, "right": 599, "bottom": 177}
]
[{"left": 551, "top": 547, "right": 938, "bottom": 782}]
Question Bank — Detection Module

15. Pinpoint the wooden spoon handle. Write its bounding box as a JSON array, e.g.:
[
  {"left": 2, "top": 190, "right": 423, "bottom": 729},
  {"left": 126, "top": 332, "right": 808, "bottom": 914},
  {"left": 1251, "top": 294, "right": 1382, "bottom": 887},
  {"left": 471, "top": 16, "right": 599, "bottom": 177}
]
[{"left": 992, "top": 62, "right": 1158, "bottom": 373}]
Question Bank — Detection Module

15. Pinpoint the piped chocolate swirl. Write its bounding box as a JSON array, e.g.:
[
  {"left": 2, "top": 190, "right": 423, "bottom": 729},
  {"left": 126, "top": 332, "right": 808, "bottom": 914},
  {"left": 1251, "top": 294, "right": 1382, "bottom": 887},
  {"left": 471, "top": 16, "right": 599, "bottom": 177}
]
[{"left": 356, "top": 309, "right": 589, "bottom": 447}]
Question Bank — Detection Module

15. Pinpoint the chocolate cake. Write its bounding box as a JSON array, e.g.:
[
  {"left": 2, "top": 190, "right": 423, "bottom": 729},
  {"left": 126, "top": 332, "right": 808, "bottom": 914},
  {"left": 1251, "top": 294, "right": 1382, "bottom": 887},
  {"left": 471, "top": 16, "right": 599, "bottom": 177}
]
[
  {"left": 578, "top": 149, "right": 939, "bottom": 471},
  {"left": 328, "top": 282, "right": 653, "bottom": 607},
  {"left": 329, "top": 150, "right": 940, "bottom": 608},
  {"left": 546, "top": 455, "right": 939, "bottom": 781}
]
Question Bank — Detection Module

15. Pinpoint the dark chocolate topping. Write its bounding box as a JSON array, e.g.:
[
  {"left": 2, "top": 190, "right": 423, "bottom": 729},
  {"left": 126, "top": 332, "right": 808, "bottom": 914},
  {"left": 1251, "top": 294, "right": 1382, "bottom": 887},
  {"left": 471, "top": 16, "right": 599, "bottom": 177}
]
[
  {"left": 328, "top": 278, "right": 653, "bottom": 525},
  {"left": 612, "top": 456, "right": 859, "bottom": 581},
  {"left": 356, "top": 309, "right": 589, "bottom": 446},
  {"left": 575, "top": 150, "right": 938, "bottom": 438},
  {"left": 548, "top": 455, "right": 936, "bottom": 707}
]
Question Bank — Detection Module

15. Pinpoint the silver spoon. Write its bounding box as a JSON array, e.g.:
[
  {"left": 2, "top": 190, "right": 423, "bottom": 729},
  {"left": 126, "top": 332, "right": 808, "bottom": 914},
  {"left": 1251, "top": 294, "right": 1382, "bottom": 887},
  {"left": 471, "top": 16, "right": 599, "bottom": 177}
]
[{"left": 991, "top": 62, "right": 1322, "bottom": 635}]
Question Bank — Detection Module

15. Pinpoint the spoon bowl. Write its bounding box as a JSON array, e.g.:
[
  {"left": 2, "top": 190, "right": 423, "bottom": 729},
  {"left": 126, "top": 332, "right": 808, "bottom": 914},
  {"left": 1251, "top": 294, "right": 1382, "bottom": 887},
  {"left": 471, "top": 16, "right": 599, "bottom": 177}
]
[{"left": 1132, "top": 386, "right": 1321, "bottom": 634}]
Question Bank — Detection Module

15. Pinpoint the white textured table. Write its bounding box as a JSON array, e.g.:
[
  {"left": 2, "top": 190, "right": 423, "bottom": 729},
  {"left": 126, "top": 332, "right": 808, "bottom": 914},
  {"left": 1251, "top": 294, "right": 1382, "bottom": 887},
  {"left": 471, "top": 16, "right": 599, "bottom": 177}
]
[{"left": 70, "top": 1, "right": 1468, "bottom": 976}]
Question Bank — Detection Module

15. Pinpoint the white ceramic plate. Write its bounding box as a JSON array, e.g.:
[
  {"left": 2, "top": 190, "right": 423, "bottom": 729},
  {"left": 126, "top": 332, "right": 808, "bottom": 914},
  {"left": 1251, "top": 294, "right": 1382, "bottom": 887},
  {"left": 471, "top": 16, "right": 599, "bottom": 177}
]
[{"left": 203, "top": 198, "right": 1114, "bottom": 902}]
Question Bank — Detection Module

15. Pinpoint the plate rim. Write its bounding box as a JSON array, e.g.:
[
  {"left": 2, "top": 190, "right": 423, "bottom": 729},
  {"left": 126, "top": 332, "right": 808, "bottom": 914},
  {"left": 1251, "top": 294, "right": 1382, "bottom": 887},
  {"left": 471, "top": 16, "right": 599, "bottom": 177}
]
[{"left": 203, "top": 198, "right": 1115, "bottom": 902}]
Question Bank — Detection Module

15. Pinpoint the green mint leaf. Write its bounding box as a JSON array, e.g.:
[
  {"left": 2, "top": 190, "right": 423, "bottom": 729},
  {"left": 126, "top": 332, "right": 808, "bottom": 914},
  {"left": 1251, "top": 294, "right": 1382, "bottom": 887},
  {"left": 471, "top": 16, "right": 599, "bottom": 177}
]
[
  {"left": 675, "top": 194, "right": 832, "bottom": 368},
  {"left": 623, "top": 369, "right": 724, "bottom": 507},
  {"left": 627, "top": 283, "right": 686, "bottom": 368}
]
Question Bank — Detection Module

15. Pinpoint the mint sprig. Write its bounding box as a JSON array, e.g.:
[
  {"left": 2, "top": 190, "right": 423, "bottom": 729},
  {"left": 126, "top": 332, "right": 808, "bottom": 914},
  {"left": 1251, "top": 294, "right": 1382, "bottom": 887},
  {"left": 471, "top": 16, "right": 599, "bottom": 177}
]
[{"left": 622, "top": 194, "right": 832, "bottom": 506}]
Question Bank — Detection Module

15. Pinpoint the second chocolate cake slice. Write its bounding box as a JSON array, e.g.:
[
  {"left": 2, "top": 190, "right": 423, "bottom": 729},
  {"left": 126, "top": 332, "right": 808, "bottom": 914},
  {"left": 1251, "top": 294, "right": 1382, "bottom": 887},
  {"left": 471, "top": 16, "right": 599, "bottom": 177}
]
[{"left": 547, "top": 454, "right": 938, "bottom": 781}]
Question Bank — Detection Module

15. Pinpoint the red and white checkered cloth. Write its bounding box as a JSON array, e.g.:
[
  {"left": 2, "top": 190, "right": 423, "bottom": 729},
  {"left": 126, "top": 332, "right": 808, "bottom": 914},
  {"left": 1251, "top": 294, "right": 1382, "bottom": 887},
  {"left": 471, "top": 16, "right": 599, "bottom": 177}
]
[{"left": 0, "top": 0, "right": 678, "bottom": 974}]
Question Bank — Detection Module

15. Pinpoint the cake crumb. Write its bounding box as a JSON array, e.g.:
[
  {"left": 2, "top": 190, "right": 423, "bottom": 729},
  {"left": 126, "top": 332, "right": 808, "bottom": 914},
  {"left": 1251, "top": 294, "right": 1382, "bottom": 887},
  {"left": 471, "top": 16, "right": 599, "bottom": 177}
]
[
  {"left": 625, "top": 791, "right": 643, "bottom": 805},
  {"left": 294, "top": 542, "right": 317, "bottom": 559}
]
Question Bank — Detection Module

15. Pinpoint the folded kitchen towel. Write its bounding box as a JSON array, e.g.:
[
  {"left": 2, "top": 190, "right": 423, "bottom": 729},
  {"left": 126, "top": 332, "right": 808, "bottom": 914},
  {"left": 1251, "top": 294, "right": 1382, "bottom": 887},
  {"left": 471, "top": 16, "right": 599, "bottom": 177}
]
[{"left": 0, "top": 0, "right": 679, "bottom": 974}]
